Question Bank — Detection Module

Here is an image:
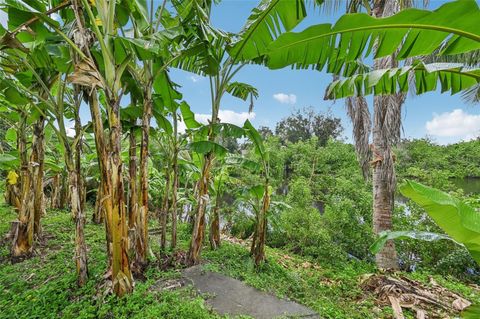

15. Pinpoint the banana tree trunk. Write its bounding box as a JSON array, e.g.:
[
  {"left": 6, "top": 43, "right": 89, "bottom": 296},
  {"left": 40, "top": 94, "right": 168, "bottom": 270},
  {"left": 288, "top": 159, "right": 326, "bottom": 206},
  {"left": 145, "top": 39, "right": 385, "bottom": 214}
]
[
  {"left": 92, "top": 183, "right": 104, "bottom": 224},
  {"left": 5, "top": 171, "right": 21, "bottom": 210},
  {"left": 128, "top": 126, "right": 137, "bottom": 229},
  {"left": 105, "top": 110, "right": 132, "bottom": 295},
  {"left": 89, "top": 91, "right": 132, "bottom": 295},
  {"left": 4, "top": 182, "right": 15, "bottom": 206},
  {"left": 50, "top": 174, "right": 60, "bottom": 209},
  {"left": 137, "top": 91, "right": 152, "bottom": 265},
  {"left": 11, "top": 112, "right": 34, "bottom": 259},
  {"left": 70, "top": 0, "right": 130, "bottom": 294},
  {"left": 67, "top": 164, "right": 88, "bottom": 286},
  {"left": 106, "top": 99, "right": 133, "bottom": 296},
  {"left": 32, "top": 117, "right": 45, "bottom": 238},
  {"left": 59, "top": 171, "right": 68, "bottom": 210},
  {"left": 88, "top": 91, "right": 112, "bottom": 264},
  {"left": 72, "top": 95, "right": 88, "bottom": 286},
  {"left": 188, "top": 153, "right": 213, "bottom": 265},
  {"left": 170, "top": 111, "right": 179, "bottom": 250},
  {"left": 160, "top": 171, "right": 170, "bottom": 251},
  {"left": 209, "top": 194, "right": 221, "bottom": 250},
  {"left": 171, "top": 152, "right": 179, "bottom": 250},
  {"left": 251, "top": 182, "right": 270, "bottom": 267}
]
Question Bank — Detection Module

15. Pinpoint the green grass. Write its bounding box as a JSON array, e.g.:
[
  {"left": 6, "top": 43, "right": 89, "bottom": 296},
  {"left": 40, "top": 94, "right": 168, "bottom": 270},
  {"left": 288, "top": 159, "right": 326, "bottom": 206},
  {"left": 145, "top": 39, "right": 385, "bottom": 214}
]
[
  {"left": 1, "top": 205, "right": 478, "bottom": 319},
  {"left": 0, "top": 205, "right": 220, "bottom": 319}
]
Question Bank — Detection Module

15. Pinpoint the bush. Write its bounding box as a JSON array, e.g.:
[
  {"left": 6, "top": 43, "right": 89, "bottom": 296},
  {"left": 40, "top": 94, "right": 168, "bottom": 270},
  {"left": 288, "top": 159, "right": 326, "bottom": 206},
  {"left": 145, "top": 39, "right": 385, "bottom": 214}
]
[{"left": 269, "top": 177, "right": 345, "bottom": 263}]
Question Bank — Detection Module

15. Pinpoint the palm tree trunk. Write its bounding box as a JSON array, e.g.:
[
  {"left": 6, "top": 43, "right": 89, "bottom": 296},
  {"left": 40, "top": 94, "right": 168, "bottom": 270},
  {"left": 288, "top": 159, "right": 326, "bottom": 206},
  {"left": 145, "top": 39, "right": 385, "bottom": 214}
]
[
  {"left": 70, "top": 0, "right": 131, "bottom": 295},
  {"left": 372, "top": 112, "right": 399, "bottom": 269},
  {"left": 371, "top": 0, "right": 402, "bottom": 270}
]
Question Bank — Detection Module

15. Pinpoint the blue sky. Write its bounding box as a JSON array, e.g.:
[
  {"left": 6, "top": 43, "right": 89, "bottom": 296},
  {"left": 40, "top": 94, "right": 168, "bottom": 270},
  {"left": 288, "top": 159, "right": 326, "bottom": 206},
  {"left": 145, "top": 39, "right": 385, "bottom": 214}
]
[
  {"left": 1, "top": 1, "right": 479, "bottom": 144},
  {"left": 168, "top": 0, "right": 480, "bottom": 145}
]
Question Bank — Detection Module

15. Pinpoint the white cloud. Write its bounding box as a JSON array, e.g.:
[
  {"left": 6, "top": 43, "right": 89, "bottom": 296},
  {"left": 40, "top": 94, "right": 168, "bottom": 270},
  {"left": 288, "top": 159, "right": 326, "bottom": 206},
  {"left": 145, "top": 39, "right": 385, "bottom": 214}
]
[
  {"left": 65, "top": 127, "right": 76, "bottom": 138},
  {"left": 273, "top": 93, "right": 296, "bottom": 104},
  {"left": 178, "top": 109, "right": 255, "bottom": 133},
  {"left": 426, "top": 109, "right": 480, "bottom": 141},
  {"left": 189, "top": 75, "right": 203, "bottom": 83}
]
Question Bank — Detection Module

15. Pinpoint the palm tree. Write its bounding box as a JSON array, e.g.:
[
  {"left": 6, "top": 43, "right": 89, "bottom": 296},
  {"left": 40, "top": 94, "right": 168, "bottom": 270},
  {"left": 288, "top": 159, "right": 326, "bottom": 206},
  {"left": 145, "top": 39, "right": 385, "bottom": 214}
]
[
  {"left": 352, "top": 0, "right": 407, "bottom": 270},
  {"left": 256, "top": 0, "right": 479, "bottom": 269}
]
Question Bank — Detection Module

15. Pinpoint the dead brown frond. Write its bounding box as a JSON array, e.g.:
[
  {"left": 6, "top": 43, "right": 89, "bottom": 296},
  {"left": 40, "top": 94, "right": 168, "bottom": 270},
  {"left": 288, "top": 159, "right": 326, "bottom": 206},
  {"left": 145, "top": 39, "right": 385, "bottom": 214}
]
[
  {"left": 361, "top": 274, "right": 471, "bottom": 319},
  {"left": 346, "top": 96, "right": 372, "bottom": 180}
]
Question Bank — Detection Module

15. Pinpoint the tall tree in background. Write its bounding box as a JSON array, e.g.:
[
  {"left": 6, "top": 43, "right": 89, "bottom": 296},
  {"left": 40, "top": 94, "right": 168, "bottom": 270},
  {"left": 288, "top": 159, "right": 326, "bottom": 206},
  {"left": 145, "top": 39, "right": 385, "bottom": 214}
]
[{"left": 275, "top": 107, "right": 343, "bottom": 146}]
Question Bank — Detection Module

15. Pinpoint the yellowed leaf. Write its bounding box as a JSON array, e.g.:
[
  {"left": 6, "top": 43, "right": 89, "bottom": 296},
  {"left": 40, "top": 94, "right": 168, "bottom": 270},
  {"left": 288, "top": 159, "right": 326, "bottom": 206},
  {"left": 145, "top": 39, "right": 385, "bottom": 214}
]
[{"left": 7, "top": 170, "right": 18, "bottom": 185}]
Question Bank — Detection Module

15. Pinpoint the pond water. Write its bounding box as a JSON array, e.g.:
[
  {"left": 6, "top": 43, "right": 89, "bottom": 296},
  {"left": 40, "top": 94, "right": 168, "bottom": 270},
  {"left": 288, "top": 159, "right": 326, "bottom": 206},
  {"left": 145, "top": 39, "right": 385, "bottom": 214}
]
[
  {"left": 451, "top": 177, "right": 480, "bottom": 195},
  {"left": 395, "top": 177, "right": 480, "bottom": 211}
]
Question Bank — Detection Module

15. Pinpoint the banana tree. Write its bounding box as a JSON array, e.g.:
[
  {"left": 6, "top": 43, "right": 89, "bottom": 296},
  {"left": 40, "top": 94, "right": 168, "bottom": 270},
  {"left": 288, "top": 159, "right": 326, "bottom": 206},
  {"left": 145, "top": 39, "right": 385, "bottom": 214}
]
[
  {"left": 0, "top": 25, "right": 91, "bottom": 282},
  {"left": 243, "top": 120, "right": 271, "bottom": 267},
  {"left": 65, "top": 0, "right": 134, "bottom": 295},
  {"left": 208, "top": 161, "right": 229, "bottom": 250},
  {"left": 172, "top": 1, "right": 260, "bottom": 265},
  {"left": 0, "top": 58, "right": 52, "bottom": 260},
  {"left": 111, "top": 0, "right": 192, "bottom": 267}
]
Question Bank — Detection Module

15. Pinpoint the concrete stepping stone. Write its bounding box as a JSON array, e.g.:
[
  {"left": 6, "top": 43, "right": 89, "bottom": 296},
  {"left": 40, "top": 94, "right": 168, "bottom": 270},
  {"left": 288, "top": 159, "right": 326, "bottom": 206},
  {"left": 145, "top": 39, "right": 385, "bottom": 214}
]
[{"left": 182, "top": 265, "right": 319, "bottom": 319}]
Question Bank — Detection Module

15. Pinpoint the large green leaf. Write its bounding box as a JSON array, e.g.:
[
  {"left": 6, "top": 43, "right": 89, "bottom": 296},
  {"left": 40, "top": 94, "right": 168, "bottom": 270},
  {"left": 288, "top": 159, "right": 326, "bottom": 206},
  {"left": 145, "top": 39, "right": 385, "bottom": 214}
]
[
  {"left": 179, "top": 102, "right": 201, "bottom": 129},
  {"left": 213, "top": 123, "right": 245, "bottom": 139},
  {"left": 153, "top": 112, "right": 173, "bottom": 135},
  {"left": 225, "top": 154, "right": 261, "bottom": 172},
  {"left": 243, "top": 119, "right": 268, "bottom": 163},
  {"left": 5, "top": 127, "right": 16, "bottom": 143},
  {"left": 153, "top": 69, "right": 182, "bottom": 109},
  {"left": 226, "top": 81, "right": 259, "bottom": 101},
  {"left": 370, "top": 230, "right": 459, "bottom": 255},
  {"left": 171, "top": 39, "right": 224, "bottom": 76},
  {"left": 229, "top": 0, "right": 318, "bottom": 62},
  {"left": 398, "top": 180, "right": 480, "bottom": 264},
  {"left": 325, "top": 62, "right": 480, "bottom": 98},
  {"left": 265, "top": 0, "right": 480, "bottom": 72},
  {"left": 188, "top": 140, "right": 228, "bottom": 157},
  {"left": 0, "top": 153, "right": 17, "bottom": 163}
]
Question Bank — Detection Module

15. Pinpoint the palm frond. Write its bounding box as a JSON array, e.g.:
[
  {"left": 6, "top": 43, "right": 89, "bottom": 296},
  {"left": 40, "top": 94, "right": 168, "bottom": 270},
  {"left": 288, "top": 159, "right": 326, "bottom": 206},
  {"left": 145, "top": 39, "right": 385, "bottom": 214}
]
[
  {"left": 325, "top": 61, "right": 480, "bottom": 99},
  {"left": 265, "top": 0, "right": 480, "bottom": 73},
  {"left": 346, "top": 96, "right": 371, "bottom": 180}
]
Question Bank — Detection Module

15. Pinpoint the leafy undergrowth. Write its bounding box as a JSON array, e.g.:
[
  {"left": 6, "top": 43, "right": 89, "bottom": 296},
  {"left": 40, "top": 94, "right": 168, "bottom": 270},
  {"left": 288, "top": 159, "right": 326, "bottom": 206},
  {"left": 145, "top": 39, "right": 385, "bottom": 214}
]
[{"left": 1, "top": 206, "right": 479, "bottom": 319}]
